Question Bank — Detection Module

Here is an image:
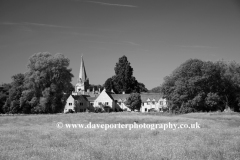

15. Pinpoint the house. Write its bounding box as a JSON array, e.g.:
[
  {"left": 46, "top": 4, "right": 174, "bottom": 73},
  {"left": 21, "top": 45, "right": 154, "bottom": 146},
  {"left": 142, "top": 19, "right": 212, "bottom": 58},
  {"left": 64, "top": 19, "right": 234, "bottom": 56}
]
[
  {"left": 64, "top": 56, "right": 168, "bottom": 113},
  {"left": 92, "top": 89, "right": 167, "bottom": 112},
  {"left": 111, "top": 94, "right": 131, "bottom": 111},
  {"left": 64, "top": 95, "right": 89, "bottom": 113},
  {"left": 140, "top": 93, "right": 168, "bottom": 112},
  {"left": 93, "top": 89, "right": 131, "bottom": 112}
]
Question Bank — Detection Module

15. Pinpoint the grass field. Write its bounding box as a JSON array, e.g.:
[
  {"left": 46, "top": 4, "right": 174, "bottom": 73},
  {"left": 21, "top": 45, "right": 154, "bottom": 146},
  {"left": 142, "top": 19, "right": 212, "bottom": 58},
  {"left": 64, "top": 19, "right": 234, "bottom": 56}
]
[{"left": 0, "top": 112, "right": 240, "bottom": 160}]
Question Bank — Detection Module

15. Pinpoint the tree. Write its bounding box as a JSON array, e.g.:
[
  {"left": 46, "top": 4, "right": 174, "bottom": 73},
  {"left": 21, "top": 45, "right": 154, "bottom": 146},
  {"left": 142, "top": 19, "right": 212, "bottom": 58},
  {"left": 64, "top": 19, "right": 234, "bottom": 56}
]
[
  {"left": 160, "top": 59, "right": 240, "bottom": 113},
  {"left": 0, "top": 83, "right": 11, "bottom": 113},
  {"left": 125, "top": 93, "right": 142, "bottom": 111},
  {"left": 136, "top": 82, "right": 148, "bottom": 93},
  {"left": 3, "top": 74, "right": 25, "bottom": 113},
  {"left": 104, "top": 55, "right": 147, "bottom": 94},
  {"left": 104, "top": 78, "right": 114, "bottom": 92},
  {"left": 216, "top": 60, "right": 240, "bottom": 111},
  {"left": 20, "top": 52, "right": 74, "bottom": 113},
  {"left": 205, "top": 92, "right": 221, "bottom": 111},
  {"left": 149, "top": 86, "right": 161, "bottom": 93}
]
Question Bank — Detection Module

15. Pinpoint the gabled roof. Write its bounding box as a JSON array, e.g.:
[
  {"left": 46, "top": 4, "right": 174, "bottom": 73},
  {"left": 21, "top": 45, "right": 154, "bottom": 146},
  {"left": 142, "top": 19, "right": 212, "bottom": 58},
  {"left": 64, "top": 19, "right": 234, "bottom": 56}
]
[
  {"left": 72, "top": 95, "right": 89, "bottom": 101},
  {"left": 140, "top": 93, "right": 163, "bottom": 102}
]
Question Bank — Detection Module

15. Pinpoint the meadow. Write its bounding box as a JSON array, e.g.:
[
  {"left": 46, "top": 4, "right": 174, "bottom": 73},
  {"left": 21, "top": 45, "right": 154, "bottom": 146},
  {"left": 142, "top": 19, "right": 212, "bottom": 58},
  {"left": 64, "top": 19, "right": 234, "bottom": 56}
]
[{"left": 0, "top": 112, "right": 240, "bottom": 160}]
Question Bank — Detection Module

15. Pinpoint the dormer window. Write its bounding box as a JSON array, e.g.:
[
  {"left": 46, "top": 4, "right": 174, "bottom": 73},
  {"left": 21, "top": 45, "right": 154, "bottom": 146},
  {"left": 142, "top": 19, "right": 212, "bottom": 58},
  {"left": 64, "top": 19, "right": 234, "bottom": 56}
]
[{"left": 147, "top": 98, "right": 151, "bottom": 105}]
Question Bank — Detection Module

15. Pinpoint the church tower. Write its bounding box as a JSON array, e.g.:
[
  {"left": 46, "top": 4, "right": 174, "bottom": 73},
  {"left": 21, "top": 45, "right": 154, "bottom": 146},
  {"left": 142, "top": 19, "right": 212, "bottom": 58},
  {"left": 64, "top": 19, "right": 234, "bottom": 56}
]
[{"left": 75, "top": 56, "right": 89, "bottom": 95}]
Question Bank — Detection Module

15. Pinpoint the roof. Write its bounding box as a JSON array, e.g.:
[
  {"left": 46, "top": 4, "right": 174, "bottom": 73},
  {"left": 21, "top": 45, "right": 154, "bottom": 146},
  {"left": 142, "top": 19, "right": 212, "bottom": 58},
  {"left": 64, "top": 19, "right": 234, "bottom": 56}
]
[
  {"left": 140, "top": 93, "right": 163, "bottom": 102},
  {"left": 78, "top": 56, "right": 87, "bottom": 83},
  {"left": 111, "top": 94, "right": 130, "bottom": 101},
  {"left": 86, "top": 97, "right": 97, "bottom": 102},
  {"left": 72, "top": 95, "right": 89, "bottom": 101},
  {"left": 104, "top": 91, "right": 163, "bottom": 102}
]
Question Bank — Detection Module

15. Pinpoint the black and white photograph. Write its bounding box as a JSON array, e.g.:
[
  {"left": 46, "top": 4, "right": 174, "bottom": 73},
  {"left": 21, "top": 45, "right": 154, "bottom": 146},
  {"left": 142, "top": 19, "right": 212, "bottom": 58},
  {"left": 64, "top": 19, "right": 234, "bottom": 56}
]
[{"left": 0, "top": 0, "right": 240, "bottom": 159}]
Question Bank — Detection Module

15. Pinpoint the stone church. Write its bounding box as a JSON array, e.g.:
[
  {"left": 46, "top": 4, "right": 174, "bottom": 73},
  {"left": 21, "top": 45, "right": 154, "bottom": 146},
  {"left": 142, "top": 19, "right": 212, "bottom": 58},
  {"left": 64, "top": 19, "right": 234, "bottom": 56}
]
[{"left": 64, "top": 56, "right": 168, "bottom": 113}]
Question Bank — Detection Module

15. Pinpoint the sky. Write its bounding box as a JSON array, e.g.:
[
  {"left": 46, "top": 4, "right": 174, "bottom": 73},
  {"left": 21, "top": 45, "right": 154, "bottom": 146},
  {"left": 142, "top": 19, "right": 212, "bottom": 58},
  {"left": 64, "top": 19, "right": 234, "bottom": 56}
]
[{"left": 0, "top": 0, "right": 240, "bottom": 90}]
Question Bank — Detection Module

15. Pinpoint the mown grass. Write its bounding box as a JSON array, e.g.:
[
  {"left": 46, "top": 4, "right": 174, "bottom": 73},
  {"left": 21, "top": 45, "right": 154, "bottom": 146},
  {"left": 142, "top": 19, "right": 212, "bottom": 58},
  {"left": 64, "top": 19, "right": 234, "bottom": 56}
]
[{"left": 0, "top": 112, "right": 240, "bottom": 160}]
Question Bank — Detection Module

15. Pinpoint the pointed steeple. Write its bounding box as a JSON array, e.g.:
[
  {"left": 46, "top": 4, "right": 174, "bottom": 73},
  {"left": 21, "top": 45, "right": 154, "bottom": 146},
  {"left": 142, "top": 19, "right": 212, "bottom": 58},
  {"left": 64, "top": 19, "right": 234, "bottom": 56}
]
[
  {"left": 78, "top": 56, "right": 87, "bottom": 83},
  {"left": 74, "top": 55, "right": 89, "bottom": 95}
]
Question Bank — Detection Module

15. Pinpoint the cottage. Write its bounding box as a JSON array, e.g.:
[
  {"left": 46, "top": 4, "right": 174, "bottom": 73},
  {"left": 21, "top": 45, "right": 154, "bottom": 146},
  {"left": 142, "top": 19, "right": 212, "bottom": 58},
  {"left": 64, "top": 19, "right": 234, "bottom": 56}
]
[
  {"left": 64, "top": 95, "right": 89, "bottom": 113},
  {"left": 64, "top": 56, "right": 168, "bottom": 113}
]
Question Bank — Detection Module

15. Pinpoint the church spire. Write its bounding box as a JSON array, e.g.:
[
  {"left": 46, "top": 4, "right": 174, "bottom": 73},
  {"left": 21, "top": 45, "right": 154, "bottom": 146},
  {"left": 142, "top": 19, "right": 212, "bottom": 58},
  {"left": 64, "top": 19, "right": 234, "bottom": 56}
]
[{"left": 78, "top": 55, "right": 87, "bottom": 83}]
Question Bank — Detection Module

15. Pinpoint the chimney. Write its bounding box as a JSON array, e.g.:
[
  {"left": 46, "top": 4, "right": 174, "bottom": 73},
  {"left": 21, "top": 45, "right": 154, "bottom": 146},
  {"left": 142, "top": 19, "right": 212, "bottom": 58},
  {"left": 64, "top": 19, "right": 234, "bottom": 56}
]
[{"left": 111, "top": 89, "right": 115, "bottom": 94}]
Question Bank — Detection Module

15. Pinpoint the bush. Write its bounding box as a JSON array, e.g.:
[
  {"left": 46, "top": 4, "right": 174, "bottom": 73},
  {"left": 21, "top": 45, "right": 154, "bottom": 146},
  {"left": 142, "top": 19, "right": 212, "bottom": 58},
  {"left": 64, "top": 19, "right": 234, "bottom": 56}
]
[
  {"left": 94, "top": 107, "right": 103, "bottom": 113},
  {"left": 179, "top": 104, "right": 196, "bottom": 114}
]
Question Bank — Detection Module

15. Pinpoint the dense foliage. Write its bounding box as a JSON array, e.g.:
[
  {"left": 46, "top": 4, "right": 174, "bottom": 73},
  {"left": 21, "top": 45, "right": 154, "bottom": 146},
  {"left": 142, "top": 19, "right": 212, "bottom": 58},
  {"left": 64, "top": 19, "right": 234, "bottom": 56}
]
[
  {"left": 149, "top": 86, "right": 161, "bottom": 93},
  {"left": 0, "top": 83, "right": 11, "bottom": 113},
  {"left": 161, "top": 59, "right": 240, "bottom": 113},
  {"left": 3, "top": 52, "right": 74, "bottom": 114},
  {"left": 104, "top": 56, "right": 148, "bottom": 93},
  {"left": 3, "top": 74, "right": 25, "bottom": 113},
  {"left": 125, "top": 93, "right": 142, "bottom": 111}
]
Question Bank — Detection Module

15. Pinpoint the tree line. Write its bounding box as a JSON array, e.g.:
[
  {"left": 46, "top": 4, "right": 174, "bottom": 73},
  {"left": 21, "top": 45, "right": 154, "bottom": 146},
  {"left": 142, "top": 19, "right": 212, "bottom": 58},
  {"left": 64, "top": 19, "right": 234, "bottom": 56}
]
[
  {"left": 0, "top": 53, "right": 147, "bottom": 114},
  {"left": 160, "top": 59, "right": 240, "bottom": 113},
  {"left": 4, "top": 53, "right": 236, "bottom": 114},
  {"left": 0, "top": 52, "right": 74, "bottom": 114}
]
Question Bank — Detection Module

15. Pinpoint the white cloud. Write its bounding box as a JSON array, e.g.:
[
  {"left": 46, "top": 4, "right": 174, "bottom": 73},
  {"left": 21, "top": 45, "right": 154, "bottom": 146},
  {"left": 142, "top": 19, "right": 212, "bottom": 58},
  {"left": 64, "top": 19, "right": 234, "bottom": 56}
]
[
  {"left": 0, "top": 22, "right": 74, "bottom": 29},
  {"left": 176, "top": 45, "right": 217, "bottom": 49},
  {"left": 85, "top": 0, "right": 137, "bottom": 8}
]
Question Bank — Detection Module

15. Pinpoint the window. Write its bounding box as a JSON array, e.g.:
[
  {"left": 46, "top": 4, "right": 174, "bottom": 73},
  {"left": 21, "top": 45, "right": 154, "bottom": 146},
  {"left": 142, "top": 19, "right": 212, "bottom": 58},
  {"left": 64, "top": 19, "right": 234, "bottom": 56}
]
[
  {"left": 80, "top": 102, "right": 83, "bottom": 106},
  {"left": 69, "top": 103, "right": 72, "bottom": 106},
  {"left": 90, "top": 103, "right": 94, "bottom": 106},
  {"left": 152, "top": 101, "right": 155, "bottom": 104},
  {"left": 160, "top": 101, "right": 163, "bottom": 105},
  {"left": 78, "top": 89, "right": 81, "bottom": 91},
  {"left": 145, "top": 108, "right": 147, "bottom": 112},
  {"left": 118, "top": 102, "right": 122, "bottom": 105},
  {"left": 98, "top": 102, "right": 102, "bottom": 105},
  {"left": 105, "top": 102, "right": 109, "bottom": 105}
]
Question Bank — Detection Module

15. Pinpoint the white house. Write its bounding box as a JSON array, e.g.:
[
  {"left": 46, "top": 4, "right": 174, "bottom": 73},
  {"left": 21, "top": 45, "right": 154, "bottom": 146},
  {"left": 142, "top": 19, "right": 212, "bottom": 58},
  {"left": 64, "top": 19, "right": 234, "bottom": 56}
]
[
  {"left": 64, "top": 95, "right": 90, "bottom": 113},
  {"left": 64, "top": 56, "right": 168, "bottom": 113},
  {"left": 140, "top": 93, "right": 168, "bottom": 112}
]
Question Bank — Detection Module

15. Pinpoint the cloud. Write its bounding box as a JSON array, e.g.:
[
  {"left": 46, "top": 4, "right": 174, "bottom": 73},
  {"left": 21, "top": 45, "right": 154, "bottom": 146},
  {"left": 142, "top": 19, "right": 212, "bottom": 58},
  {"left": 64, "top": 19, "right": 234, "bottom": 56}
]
[
  {"left": 124, "top": 41, "right": 141, "bottom": 46},
  {"left": 0, "top": 22, "right": 74, "bottom": 29},
  {"left": 85, "top": 0, "right": 137, "bottom": 8},
  {"left": 0, "top": 22, "right": 19, "bottom": 25},
  {"left": 176, "top": 45, "right": 217, "bottom": 49},
  {"left": 23, "top": 22, "right": 74, "bottom": 29}
]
